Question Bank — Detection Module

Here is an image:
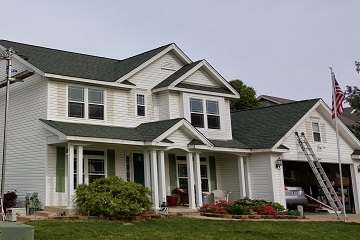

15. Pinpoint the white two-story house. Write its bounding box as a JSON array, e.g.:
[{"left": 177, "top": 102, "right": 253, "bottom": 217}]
[{"left": 1, "top": 40, "right": 360, "bottom": 213}]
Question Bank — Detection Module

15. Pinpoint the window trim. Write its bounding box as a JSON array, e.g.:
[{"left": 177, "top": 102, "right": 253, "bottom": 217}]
[
  {"left": 189, "top": 97, "right": 221, "bottom": 130},
  {"left": 67, "top": 85, "right": 105, "bottom": 121},
  {"left": 134, "top": 90, "right": 147, "bottom": 118},
  {"left": 312, "top": 121, "right": 321, "bottom": 142},
  {"left": 136, "top": 93, "right": 146, "bottom": 117}
]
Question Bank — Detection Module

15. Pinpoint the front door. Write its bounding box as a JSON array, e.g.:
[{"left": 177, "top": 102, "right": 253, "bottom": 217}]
[{"left": 133, "top": 153, "right": 145, "bottom": 186}]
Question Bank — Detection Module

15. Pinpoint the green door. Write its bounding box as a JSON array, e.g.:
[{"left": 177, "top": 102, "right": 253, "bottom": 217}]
[{"left": 133, "top": 153, "right": 145, "bottom": 186}]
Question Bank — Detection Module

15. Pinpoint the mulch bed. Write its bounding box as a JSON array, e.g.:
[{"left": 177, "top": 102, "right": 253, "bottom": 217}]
[{"left": 200, "top": 212, "right": 305, "bottom": 219}]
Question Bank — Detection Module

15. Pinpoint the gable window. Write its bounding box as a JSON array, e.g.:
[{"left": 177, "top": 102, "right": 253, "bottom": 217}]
[
  {"left": 312, "top": 122, "right": 321, "bottom": 142},
  {"left": 190, "top": 98, "right": 204, "bottom": 128},
  {"left": 68, "top": 86, "right": 104, "bottom": 120},
  {"left": 137, "top": 94, "right": 145, "bottom": 116},
  {"left": 190, "top": 98, "right": 220, "bottom": 129}
]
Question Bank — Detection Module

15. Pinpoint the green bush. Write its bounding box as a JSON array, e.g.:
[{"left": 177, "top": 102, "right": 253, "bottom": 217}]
[
  {"left": 75, "top": 176, "right": 152, "bottom": 217},
  {"left": 226, "top": 204, "right": 253, "bottom": 215}
]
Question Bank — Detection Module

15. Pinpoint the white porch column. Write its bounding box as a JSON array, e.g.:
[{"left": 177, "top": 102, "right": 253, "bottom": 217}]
[
  {"left": 150, "top": 150, "right": 159, "bottom": 209},
  {"left": 157, "top": 150, "right": 166, "bottom": 203},
  {"left": 67, "top": 143, "right": 75, "bottom": 209},
  {"left": 187, "top": 152, "right": 196, "bottom": 209},
  {"left": 143, "top": 150, "right": 151, "bottom": 190},
  {"left": 238, "top": 156, "right": 246, "bottom": 198},
  {"left": 77, "top": 145, "right": 83, "bottom": 186},
  {"left": 193, "top": 152, "right": 203, "bottom": 207}
]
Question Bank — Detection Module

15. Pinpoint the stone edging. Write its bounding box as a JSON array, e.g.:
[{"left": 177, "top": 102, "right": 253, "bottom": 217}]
[{"left": 200, "top": 212, "right": 305, "bottom": 219}]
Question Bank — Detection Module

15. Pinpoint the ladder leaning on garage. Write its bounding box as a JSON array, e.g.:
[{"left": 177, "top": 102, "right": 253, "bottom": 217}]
[{"left": 294, "top": 132, "right": 343, "bottom": 219}]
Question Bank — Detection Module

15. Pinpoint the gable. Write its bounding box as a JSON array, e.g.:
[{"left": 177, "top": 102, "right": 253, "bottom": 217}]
[
  {"left": 127, "top": 51, "right": 185, "bottom": 89},
  {"left": 182, "top": 67, "right": 219, "bottom": 87},
  {"left": 167, "top": 128, "right": 193, "bottom": 146}
]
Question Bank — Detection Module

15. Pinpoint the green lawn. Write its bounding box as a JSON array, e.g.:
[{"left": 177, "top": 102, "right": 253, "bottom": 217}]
[{"left": 27, "top": 217, "right": 360, "bottom": 240}]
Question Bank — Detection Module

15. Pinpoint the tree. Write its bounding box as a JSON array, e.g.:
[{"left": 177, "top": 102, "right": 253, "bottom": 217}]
[
  {"left": 345, "top": 86, "right": 360, "bottom": 140},
  {"left": 229, "top": 79, "right": 261, "bottom": 112}
]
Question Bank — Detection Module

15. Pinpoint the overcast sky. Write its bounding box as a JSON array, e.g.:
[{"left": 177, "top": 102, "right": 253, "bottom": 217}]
[{"left": 1, "top": 0, "right": 359, "bottom": 106}]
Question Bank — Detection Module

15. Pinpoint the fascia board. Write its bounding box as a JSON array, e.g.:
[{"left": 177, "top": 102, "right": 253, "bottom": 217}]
[
  {"left": 189, "top": 144, "right": 251, "bottom": 153},
  {"left": 66, "top": 136, "right": 145, "bottom": 145},
  {"left": 171, "top": 44, "right": 192, "bottom": 64},
  {"left": 117, "top": 44, "right": 192, "bottom": 82},
  {"left": 0, "top": 44, "right": 45, "bottom": 76},
  {"left": 167, "top": 86, "right": 239, "bottom": 99},
  {"left": 153, "top": 119, "right": 213, "bottom": 147},
  {"left": 202, "top": 61, "right": 240, "bottom": 98},
  {"left": 39, "top": 121, "right": 68, "bottom": 140},
  {"left": 170, "top": 61, "right": 204, "bottom": 87},
  {"left": 44, "top": 73, "right": 135, "bottom": 89}
]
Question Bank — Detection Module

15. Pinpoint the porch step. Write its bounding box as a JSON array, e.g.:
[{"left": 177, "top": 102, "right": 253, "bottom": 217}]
[
  {"left": 43, "top": 206, "right": 67, "bottom": 213},
  {"left": 16, "top": 215, "right": 48, "bottom": 223},
  {"left": 34, "top": 210, "right": 58, "bottom": 218}
]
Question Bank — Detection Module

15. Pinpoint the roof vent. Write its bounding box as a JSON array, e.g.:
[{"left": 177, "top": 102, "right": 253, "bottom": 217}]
[{"left": 161, "top": 62, "right": 176, "bottom": 71}]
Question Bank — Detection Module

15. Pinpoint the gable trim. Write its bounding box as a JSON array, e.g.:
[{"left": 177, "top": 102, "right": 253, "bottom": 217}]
[
  {"left": 116, "top": 44, "right": 192, "bottom": 82},
  {"left": 153, "top": 119, "right": 213, "bottom": 147}
]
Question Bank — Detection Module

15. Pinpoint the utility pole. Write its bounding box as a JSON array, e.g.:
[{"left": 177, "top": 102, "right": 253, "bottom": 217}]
[
  {"left": 0, "top": 48, "right": 34, "bottom": 220},
  {"left": 0, "top": 48, "right": 14, "bottom": 220}
]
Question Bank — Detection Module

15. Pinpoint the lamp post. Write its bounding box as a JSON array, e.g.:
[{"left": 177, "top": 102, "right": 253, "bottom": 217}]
[{"left": 0, "top": 48, "right": 33, "bottom": 220}]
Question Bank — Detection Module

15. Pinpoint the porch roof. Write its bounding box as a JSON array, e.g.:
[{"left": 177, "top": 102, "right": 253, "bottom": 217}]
[
  {"left": 231, "top": 99, "right": 319, "bottom": 149},
  {"left": 210, "top": 139, "right": 249, "bottom": 149},
  {"left": 40, "top": 118, "right": 184, "bottom": 142}
]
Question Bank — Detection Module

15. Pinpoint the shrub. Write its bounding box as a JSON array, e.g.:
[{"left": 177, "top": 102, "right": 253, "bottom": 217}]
[
  {"left": 200, "top": 200, "right": 234, "bottom": 214},
  {"left": 226, "top": 204, "right": 253, "bottom": 215},
  {"left": 255, "top": 205, "right": 278, "bottom": 216},
  {"left": 4, "top": 191, "right": 17, "bottom": 209},
  {"left": 75, "top": 176, "right": 152, "bottom": 217}
]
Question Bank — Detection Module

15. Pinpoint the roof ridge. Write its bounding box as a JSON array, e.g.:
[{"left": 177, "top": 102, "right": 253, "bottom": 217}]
[
  {"left": 0, "top": 39, "right": 120, "bottom": 62},
  {"left": 231, "top": 98, "right": 320, "bottom": 114},
  {"left": 117, "top": 43, "right": 173, "bottom": 62}
]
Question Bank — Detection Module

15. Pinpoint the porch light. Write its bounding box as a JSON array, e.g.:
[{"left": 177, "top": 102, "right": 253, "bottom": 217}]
[{"left": 275, "top": 158, "right": 283, "bottom": 169}]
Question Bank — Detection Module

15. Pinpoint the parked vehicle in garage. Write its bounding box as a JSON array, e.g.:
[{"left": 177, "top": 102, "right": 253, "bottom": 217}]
[{"left": 284, "top": 177, "right": 308, "bottom": 209}]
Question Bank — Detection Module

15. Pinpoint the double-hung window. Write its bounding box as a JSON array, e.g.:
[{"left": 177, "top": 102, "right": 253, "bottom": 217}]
[
  {"left": 137, "top": 94, "right": 145, "bottom": 116},
  {"left": 312, "top": 122, "right": 321, "bottom": 142},
  {"left": 190, "top": 98, "right": 220, "bottom": 129},
  {"left": 68, "top": 86, "right": 104, "bottom": 120},
  {"left": 190, "top": 98, "right": 204, "bottom": 128},
  {"left": 176, "top": 156, "right": 209, "bottom": 192},
  {"left": 68, "top": 87, "right": 85, "bottom": 118}
]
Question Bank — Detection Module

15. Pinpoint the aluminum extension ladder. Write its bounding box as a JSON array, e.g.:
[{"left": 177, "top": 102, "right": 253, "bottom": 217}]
[
  {"left": 0, "top": 197, "right": 4, "bottom": 221},
  {"left": 295, "top": 132, "right": 343, "bottom": 219}
]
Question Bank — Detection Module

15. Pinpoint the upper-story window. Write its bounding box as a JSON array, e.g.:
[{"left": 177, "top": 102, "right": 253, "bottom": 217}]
[
  {"left": 68, "top": 86, "right": 104, "bottom": 120},
  {"left": 190, "top": 98, "right": 220, "bottom": 129},
  {"left": 137, "top": 94, "right": 145, "bottom": 116},
  {"left": 312, "top": 122, "right": 321, "bottom": 142}
]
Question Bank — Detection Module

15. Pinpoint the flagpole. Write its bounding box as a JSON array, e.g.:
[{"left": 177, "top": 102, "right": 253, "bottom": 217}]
[{"left": 330, "top": 67, "right": 347, "bottom": 222}]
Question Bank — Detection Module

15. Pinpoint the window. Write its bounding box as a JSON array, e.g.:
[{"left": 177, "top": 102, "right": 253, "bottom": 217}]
[
  {"left": 206, "top": 100, "right": 220, "bottom": 129},
  {"left": 68, "top": 86, "right": 104, "bottom": 120},
  {"left": 189, "top": 98, "right": 220, "bottom": 129},
  {"left": 88, "top": 159, "right": 105, "bottom": 183},
  {"left": 176, "top": 156, "right": 209, "bottom": 192},
  {"left": 126, "top": 156, "right": 131, "bottom": 182},
  {"left": 190, "top": 98, "right": 204, "bottom": 128},
  {"left": 88, "top": 89, "right": 104, "bottom": 119},
  {"left": 312, "top": 122, "right": 321, "bottom": 142},
  {"left": 68, "top": 87, "right": 84, "bottom": 118},
  {"left": 137, "top": 94, "right": 145, "bottom": 116}
]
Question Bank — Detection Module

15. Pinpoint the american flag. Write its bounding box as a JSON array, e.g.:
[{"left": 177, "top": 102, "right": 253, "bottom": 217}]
[{"left": 331, "top": 73, "right": 344, "bottom": 119}]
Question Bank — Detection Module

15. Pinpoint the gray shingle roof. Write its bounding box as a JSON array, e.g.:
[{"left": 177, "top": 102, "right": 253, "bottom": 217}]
[
  {"left": 0, "top": 40, "right": 171, "bottom": 82},
  {"left": 231, "top": 99, "right": 319, "bottom": 149},
  {"left": 40, "top": 118, "right": 183, "bottom": 142},
  {"left": 153, "top": 61, "right": 202, "bottom": 89},
  {"left": 210, "top": 139, "right": 249, "bottom": 149}
]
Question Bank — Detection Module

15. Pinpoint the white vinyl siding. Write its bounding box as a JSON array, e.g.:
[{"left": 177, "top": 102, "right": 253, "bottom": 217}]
[
  {"left": 158, "top": 92, "right": 170, "bottom": 120},
  {"left": 167, "top": 129, "right": 192, "bottom": 146},
  {"left": 282, "top": 109, "right": 353, "bottom": 164},
  {"left": 182, "top": 68, "right": 219, "bottom": 87},
  {"left": 247, "top": 154, "right": 273, "bottom": 201},
  {"left": 0, "top": 59, "right": 48, "bottom": 206},
  {"left": 216, "top": 154, "right": 241, "bottom": 202}
]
